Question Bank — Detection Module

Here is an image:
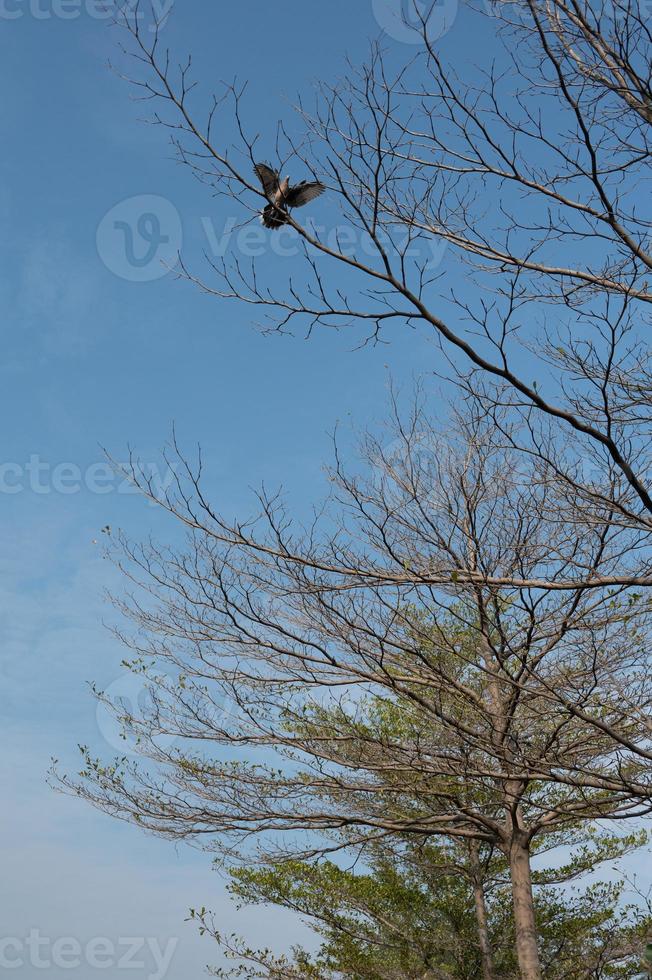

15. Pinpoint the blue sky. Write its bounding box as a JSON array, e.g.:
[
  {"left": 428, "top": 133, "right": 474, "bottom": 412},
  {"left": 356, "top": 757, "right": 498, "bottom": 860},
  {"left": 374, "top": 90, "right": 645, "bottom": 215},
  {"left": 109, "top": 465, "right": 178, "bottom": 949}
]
[{"left": 3, "top": 3, "right": 640, "bottom": 978}]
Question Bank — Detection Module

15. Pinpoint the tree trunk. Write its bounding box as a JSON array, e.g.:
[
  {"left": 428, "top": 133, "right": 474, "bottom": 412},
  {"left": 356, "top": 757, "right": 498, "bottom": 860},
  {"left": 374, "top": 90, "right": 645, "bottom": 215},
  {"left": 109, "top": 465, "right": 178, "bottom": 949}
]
[
  {"left": 508, "top": 840, "right": 542, "bottom": 980},
  {"left": 468, "top": 843, "right": 495, "bottom": 980},
  {"left": 472, "top": 876, "right": 495, "bottom": 980}
]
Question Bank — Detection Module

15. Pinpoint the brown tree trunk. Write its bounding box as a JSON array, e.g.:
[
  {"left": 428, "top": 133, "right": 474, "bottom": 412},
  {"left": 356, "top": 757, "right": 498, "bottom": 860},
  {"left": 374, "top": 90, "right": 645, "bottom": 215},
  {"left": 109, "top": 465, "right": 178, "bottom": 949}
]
[
  {"left": 468, "top": 843, "right": 495, "bottom": 980},
  {"left": 508, "top": 839, "right": 542, "bottom": 980},
  {"left": 472, "top": 876, "right": 495, "bottom": 980}
]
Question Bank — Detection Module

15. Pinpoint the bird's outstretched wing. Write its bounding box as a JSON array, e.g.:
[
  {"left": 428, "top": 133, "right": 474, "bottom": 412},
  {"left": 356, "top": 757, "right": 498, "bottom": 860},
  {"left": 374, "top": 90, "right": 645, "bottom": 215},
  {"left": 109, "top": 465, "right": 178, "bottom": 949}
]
[
  {"left": 286, "top": 181, "right": 325, "bottom": 208},
  {"left": 254, "top": 163, "right": 280, "bottom": 198}
]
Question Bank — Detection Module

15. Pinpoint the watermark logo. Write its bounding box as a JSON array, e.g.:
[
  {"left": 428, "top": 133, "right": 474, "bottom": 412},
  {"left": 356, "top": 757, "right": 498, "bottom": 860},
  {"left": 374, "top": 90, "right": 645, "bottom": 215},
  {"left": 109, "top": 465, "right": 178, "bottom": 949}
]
[
  {"left": 0, "top": 932, "right": 177, "bottom": 979},
  {"left": 372, "top": 0, "right": 459, "bottom": 44},
  {"left": 96, "top": 671, "right": 177, "bottom": 755},
  {"left": 97, "top": 195, "right": 182, "bottom": 282}
]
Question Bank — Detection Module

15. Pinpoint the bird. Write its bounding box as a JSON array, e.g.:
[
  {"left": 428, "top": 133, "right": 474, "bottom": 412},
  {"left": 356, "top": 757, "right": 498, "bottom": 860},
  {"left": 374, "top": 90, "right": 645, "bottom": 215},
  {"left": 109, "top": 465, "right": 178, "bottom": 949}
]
[{"left": 254, "top": 163, "right": 325, "bottom": 230}]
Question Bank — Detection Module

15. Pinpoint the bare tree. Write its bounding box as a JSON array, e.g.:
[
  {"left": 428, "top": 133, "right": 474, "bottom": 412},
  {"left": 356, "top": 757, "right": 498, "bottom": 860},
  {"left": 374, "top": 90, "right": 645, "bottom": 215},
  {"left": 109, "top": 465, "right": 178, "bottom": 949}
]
[
  {"left": 110, "top": 0, "right": 652, "bottom": 561},
  {"left": 105, "top": 0, "right": 652, "bottom": 759},
  {"left": 56, "top": 403, "right": 652, "bottom": 980},
  {"left": 57, "top": 5, "right": 652, "bottom": 977}
]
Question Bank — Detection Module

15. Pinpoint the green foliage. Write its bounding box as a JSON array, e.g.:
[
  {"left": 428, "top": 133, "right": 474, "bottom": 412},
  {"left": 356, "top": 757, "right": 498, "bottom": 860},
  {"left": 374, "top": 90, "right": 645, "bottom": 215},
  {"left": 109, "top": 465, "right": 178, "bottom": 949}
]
[
  {"left": 236, "top": 865, "right": 461, "bottom": 976},
  {"left": 228, "top": 845, "right": 502, "bottom": 980},
  {"left": 214, "top": 841, "right": 652, "bottom": 979}
]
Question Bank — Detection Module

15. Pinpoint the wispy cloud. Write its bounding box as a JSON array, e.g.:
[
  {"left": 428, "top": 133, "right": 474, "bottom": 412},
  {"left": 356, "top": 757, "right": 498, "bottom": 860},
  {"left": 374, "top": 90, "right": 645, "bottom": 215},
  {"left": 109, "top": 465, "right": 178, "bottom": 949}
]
[{"left": 16, "top": 236, "right": 103, "bottom": 354}]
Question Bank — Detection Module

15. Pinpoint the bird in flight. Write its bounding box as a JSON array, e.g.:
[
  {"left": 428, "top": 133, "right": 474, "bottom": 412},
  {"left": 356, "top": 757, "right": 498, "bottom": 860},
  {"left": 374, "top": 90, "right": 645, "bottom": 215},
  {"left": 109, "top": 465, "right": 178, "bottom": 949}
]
[{"left": 254, "top": 163, "right": 325, "bottom": 230}]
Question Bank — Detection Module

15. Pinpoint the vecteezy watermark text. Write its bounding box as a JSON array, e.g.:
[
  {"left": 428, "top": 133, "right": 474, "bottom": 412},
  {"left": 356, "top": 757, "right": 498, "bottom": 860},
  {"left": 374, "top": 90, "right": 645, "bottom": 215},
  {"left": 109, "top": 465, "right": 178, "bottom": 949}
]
[
  {"left": 0, "top": 932, "right": 178, "bottom": 979},
  {"left": 202, "top": 217, "right": 448, "bottom": 268},
  {"left": 97, "top": 194, "right": 449, "bottom": 281},
  {"left": 0, "top": 457, "right": 175, "bottom": 497},
  {"left": 0, "top": 0, "right": 174, "bottom": 26}
]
